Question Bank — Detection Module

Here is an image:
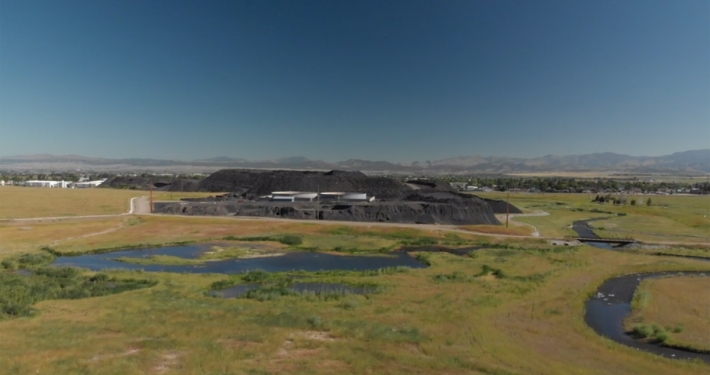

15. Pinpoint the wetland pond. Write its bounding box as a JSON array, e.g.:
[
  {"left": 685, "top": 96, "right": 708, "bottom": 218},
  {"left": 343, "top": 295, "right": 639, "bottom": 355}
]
[{"left": 51, "top": 243, "right": 436, "bottom": 274}]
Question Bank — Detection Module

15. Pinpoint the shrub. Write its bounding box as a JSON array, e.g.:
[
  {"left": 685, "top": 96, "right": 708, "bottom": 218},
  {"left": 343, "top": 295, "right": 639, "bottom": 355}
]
[
  {"left": 279, "top": 235, "right": 303, "bottom": 246},
  {"left": 632, "top": 324, "right": 654, "bottom": 339},
  {"left": 0, "top": 269, "right": 155, "bottom": 319},
  {"left": 1, "top": 259, "right": 18, "bottom": 270},
  {"left": 241, "top": 269, "right": 272, "bottom": 283}
]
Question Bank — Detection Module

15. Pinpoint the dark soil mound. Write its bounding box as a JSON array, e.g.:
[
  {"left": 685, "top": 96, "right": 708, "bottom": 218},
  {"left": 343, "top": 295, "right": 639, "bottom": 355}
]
[
  {"left": 156, "top": 200, "right": 500, "bottom": 225},
  {"left": 481, "top": 198, "right": 523, "bottom": 214},
  {"left": 197, "top": 169, "right": 407, "bottom": 199}
]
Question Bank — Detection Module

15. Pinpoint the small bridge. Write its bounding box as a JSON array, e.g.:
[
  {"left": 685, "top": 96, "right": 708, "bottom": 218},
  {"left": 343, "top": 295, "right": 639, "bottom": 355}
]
[{"left": 576, "top": 237, "right": 637, "bottom": 245}]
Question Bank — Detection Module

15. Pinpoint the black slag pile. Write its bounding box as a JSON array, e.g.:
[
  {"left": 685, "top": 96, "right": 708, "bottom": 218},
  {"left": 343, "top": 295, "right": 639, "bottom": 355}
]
[{"left": 153, "top": 170, "right": 521, "bottom": 225}]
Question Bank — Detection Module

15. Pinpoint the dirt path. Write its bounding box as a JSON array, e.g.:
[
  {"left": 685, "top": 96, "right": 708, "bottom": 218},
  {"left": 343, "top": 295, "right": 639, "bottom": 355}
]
[
  {"left": 51, "top": 222, "right": 128, "bottom": 245},
  {"left": 495, "top": 211, "right": 549, "bottom": 237}
]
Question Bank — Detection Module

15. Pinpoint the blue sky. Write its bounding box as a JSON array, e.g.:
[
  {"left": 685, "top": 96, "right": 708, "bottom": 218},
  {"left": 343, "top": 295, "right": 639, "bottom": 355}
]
[{"left": 1, "top": 0, "right": 708, "bottom": 162}]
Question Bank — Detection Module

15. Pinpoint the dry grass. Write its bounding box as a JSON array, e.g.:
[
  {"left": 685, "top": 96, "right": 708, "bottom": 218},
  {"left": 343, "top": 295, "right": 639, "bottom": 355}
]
[
  {"left": 626, "top": 276, "right": 710, "bottom": 352},
  {"left": 458, "top": 224, "right": 533, "bottom": 236},
  {"left": 0, "top": 186, "right": 145, "bottom": 218},
  {"left": 0, "top": 186, "right": 217, "bottom": 219},
  {"left": 1, "top": 230, "right": 709, "bottom": 374},
  {"left": 0, "top": 191, "right": 709, "bottom": 374}
]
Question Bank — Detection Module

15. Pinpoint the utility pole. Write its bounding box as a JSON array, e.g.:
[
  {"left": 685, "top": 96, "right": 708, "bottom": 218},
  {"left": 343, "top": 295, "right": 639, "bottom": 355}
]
[
  {"left": 316, "top": 184, "right": 320, "bottom": 220},
  {"left": 505, "top": 190, "right": 510, "bottom": 228},
  {"left": 149, "top": 182, "right": 154, "bottom": 214}
]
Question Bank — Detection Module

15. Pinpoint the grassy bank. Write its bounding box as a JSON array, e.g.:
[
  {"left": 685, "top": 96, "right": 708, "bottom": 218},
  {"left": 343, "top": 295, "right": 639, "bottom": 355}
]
[
  {"left": 474, "top": 192, "right": 710, "bottom": 242},
  {"left": 626, "top": 275, "right": 710, "bottom": 352}
]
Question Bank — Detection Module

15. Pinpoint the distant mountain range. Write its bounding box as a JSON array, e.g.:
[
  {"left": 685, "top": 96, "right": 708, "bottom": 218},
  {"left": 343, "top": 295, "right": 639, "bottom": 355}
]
[{"left": 1, "top": 150, "right": 708, "bottom": 175}]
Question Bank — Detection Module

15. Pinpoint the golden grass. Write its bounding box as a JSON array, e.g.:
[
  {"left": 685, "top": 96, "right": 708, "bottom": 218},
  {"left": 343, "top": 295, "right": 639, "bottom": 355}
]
[
  {"left": 0, "top": 186, "right": 218, "bottom": 219},
  {"left": 0, "top": 186, "right": 145, "bottom": 218},
  {"left": 626, "top": 276, "right": 710, "bottom": 352},
  {"left": 0, "top": 190, "right": 709, "bottom": 373},
  {"left": 459, "top": 224, "right": 533, "bottom": 236},
  {"left": 1, "top": 230, "right": 709, "bottom": 374}
]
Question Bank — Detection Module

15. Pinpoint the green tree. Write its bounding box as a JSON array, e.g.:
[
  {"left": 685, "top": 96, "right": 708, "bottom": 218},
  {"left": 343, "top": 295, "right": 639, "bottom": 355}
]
[{"left": 646, "top": 198, "right": 652, "bottom": 206}]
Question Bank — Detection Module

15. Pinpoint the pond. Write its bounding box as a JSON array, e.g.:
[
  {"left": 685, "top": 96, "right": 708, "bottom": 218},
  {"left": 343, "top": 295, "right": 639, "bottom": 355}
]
[{"left": 51, "top": 243, "right": 430, "bottom": 274}]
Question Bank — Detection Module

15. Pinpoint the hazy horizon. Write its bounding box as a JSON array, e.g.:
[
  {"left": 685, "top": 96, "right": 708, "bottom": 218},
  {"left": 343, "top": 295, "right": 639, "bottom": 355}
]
[
  {"left": 2, "top": 148, "right": 709, "bottom": 164},
  {"left": 1, "top": 1, "right": 708, "bottom": 162}
]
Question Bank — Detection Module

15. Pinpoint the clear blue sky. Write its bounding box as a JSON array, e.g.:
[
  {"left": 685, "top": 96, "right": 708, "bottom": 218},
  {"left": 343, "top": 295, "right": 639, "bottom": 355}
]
[{"left": 1, "top": 0, "right": 708, "bottom": 162}]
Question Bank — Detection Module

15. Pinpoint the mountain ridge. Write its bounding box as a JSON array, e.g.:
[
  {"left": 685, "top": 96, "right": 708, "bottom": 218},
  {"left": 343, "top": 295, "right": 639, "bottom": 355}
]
[{"left": 1, "top": 150, "right": 708, "bottom": 174}]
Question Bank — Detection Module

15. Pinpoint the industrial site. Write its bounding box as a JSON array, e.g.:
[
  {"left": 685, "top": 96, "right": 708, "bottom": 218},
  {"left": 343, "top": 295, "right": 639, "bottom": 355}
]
[{"left": 147, "top": 169, "right": 518, "bottom": 225}]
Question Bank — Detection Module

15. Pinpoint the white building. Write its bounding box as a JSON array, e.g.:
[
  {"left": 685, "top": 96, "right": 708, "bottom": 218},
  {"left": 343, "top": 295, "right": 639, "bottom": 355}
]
[
  {"left": 269, "top": 191, "right": 373, "bottom": 202},
  {"left": 25, "top": 180, "right": 70, "bottom": 188},
  {"left": 72, "top": 179, "right": 106, "bottom": 188}
]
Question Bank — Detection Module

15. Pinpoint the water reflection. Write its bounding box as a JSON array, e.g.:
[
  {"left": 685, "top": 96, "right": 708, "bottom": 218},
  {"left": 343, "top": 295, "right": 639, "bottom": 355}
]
[{"left": 52, "top": 244, "right": 428, "bottom": 274}]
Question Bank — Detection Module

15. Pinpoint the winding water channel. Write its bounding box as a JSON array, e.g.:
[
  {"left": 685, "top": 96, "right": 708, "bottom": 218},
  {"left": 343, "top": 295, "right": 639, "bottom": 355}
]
[
  {"left": 586, "top": 272, "right": 710, "bottom": 363},
  {"left": 575, "top": 218, "right": 710, "bottom": 363}
]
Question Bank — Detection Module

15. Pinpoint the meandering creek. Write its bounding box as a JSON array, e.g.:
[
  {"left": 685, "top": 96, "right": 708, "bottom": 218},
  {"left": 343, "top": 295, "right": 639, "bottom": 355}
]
[
  {"left": 586, "top": 272, "right": 710, "bottom": 363},
  {"left": 576, "top": 218, "right": 710, "bottom": 363}
]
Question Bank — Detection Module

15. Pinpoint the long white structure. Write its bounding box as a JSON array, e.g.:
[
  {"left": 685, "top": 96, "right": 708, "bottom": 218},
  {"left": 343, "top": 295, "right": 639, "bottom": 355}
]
[
  {"left": 25, "top": 180, "right": 70, "bottom": 188},
  {"left": 72, "top": 179, "right": 107, "bottom": 188},
  {"left": 22, "top": 179, "right": 106, "bottom": 188},
  {"left": 269, "top": 191, "right": 373, "bottom": 202}
]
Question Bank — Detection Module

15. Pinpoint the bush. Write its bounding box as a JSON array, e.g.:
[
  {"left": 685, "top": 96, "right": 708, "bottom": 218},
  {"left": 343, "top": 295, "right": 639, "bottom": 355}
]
[
  {"left": 1, "top": 259, "right": 18, "bottom": 270},
  {"left": 241, "top": 269, "right": 272, "bottom": 283},
  {"left": 0, "top": 269, "right": 155, "bottom": 319},
  {"left": 279, "top": 235, "right": 303, "bottom": 246},
  {"left": 632, "top": 324, "right": 654, "bottom": 339}
]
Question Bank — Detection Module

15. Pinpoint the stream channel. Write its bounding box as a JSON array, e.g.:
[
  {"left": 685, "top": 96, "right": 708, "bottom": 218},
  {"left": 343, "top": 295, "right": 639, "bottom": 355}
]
[{"left": 575, "top": 218, "right": 710, "bottom": 364}]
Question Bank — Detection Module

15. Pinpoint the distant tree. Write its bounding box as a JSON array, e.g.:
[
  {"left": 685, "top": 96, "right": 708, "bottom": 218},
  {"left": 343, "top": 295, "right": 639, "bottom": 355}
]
[
  {"left": 630, "top": 199, "right": 636, "bottom": 206},
  {"left": 646, "top": 198, "right": 652, "bottom": 206}
]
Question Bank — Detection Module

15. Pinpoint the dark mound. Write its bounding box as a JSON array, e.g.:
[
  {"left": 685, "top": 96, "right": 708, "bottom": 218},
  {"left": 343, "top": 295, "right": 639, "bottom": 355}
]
[
  {"left": 101, "top": 176, "right": 201, "bottom": 191},
  {"left": 155, "top": 200, "right": 499, "bottom": 225},
  {"left": 481, "top": 198, "right": 523, "bottom": 214},
  {"left": 197, "top": 169, "right": 407, "bottom": 199}
]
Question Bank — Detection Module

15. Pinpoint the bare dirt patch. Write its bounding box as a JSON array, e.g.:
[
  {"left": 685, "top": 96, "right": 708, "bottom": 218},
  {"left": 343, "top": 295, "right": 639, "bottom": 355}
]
[{"left": 152, "top": 351, "right": 180, "bottom": 374}]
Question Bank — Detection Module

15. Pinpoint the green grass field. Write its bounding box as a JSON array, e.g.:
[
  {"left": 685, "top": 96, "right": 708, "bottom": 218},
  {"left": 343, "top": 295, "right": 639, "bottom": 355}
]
[
  {"left": 0, "top": 188, "right": 709, "bottom": 374},
  {"left": 474, "top": 192, "right": 710, "bottom": 243}
]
